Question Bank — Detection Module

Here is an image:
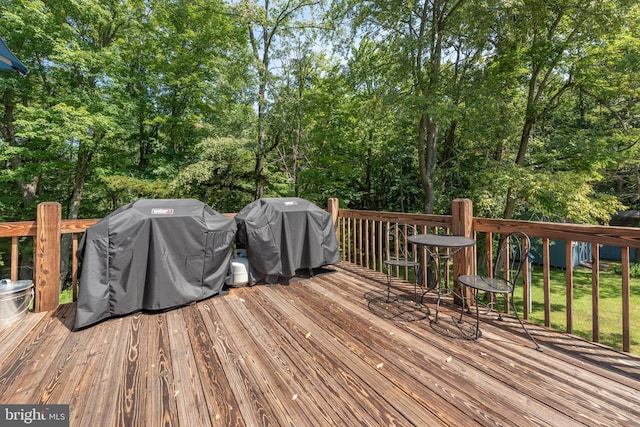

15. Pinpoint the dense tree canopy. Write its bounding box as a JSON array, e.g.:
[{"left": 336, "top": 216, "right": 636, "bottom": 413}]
[{"left": 1, "top": 0, "right": 639, "bottom": 227}]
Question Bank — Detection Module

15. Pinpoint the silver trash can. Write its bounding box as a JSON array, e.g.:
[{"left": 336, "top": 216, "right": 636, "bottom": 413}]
[{"left": 0, "top": 279, "right": 34, "bottom": 328}]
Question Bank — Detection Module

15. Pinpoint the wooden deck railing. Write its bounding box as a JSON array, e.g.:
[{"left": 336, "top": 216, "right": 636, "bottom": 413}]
[
  {"left": 0, "top": 202, "right": 98, "bottom": 312},
  {"left": 2, "top": 199, "right": 639, "bottom": 353},
  {"left": 329, "top": 198, "right": 640, "bottom": 353}
]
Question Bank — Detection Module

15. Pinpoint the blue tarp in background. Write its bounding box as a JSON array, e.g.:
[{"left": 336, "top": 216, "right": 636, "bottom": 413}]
[
  {"left": 530, "top": 239, "right": 637, "bottom": 269},
  {"left": 530, "top": 239, "right": 592, "bottom": 269}
]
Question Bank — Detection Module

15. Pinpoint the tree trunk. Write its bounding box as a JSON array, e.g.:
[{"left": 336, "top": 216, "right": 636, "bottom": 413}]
[
  {"left": 3, "top": 89, "right": 40, "bottom": 210},
  {"left": 364, "top": 134, "right": 372, "bottom": 210},
  {"left": 60, "top": 146, "right": 93, "bottom": 288},
  {"left": 503, "top": 116, "right": 535, "bottom": 219},
  {"left": 442, "top": 120, "right": 457, "bottom": 167},
  {"left": 254, "top": 97, "right": 266, "bottom": 199},
  {"left": 418, "top": 113, "right": 437, "bottom": 213}
]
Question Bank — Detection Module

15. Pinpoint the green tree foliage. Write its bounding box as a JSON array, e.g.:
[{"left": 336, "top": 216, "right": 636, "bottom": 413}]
[
  {"left": 1, "top": 0, "right": 638, "bottom": 228},
  {"left": 333, "top": 0, "right": 639, "bottom": 221},
  {"left": 172, "top": 137, "right": 255, "bottom": 212},
  {"left": 235, "top": 0, "right": 324, "bottom": 199},
  {"left": 1, "top": 0, "right": 253, "bottom": 221}
]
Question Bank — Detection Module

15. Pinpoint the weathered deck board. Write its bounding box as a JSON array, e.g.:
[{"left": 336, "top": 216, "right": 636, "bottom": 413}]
[
  {"left": 0, "top": 310, "right": 47, "bottom": 363},
  {"left": 167, "top": 308, "right": 214, "bottom": 427},
  {"left": 327, "top": 265, "right": 640, "bottom": 426},
  {"left": 230, "top": 291, "right": 365, "bottom": 426},
  {"left": 182, "top": 304, "right": 243, "bottom": 426},
  {"left": 117, "top": 313, "right": 147, "bottom": 426},
  {"left": 77, "top": 314, "right": 130, "bottom": 426},
  {"left": 1, "top": 262, "right": 640, "bottom": 427},
  {"left": 240, "top": 286, "right": 436, "bottom": 426},
  {"left": 145, "top": 310, "right": 179, "bottom": 427},
  {"left": 0, "top": 304, "right": 75, "bottom": 403},
  {"left": 300, "top": 269, "right": 571, "bottom": 426}
]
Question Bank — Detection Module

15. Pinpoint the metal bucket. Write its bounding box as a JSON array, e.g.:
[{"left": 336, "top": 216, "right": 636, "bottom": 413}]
[{"left": 0, "top": 279, "right": 34, "bottom": 328}]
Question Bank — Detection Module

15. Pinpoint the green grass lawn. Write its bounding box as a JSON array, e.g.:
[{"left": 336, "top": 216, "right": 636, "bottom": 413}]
[
  {"left": 60, "top": 287, "right": 74, "bottom": 305},
  {"left": 512, "top": 262, "right": 640, "bottom": 355}
]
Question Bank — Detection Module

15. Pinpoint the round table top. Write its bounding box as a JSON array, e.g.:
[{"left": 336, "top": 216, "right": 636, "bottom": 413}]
[{"left": 408, "top": 234, "right": 476, "bottom": 248}]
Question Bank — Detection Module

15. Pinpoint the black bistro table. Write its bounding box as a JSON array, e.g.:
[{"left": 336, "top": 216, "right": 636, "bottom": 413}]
[{"left": 407, "top": 234, "right": 476, "bottom": 323}]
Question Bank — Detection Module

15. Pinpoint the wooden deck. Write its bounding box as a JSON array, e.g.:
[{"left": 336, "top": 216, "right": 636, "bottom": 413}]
[{"left": 1, "top": 263, "right": 640, "bottom": 426}]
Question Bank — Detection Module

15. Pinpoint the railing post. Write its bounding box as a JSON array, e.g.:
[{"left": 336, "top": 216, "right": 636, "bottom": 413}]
[
  {"left": 328, "top": 198, "right": 339, "bottom": 241},
  {"left": 452, "top": 198, "right": 474, "bottom": 306},
  {"left": 34, "top": 202, "right": 61, "bottom": 312}
]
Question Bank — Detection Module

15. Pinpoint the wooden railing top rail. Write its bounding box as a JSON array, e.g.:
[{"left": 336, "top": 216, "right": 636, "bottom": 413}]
[
  {"left": 473, "top": 217, "right": 640, "bottom": 248},
  {"left": 336, "top": 209, "right": 640, "bottom": 248},
  {"left": 0, "top": 219, "right": 99, "bottom": 238},
  {"left": 0, "top": 221, "right": 36, "bottom": 237},
  {"left": 337, "top": 208, "right": 452, "bottom": 229},
  {"left": 60, "top": 219, "right": 100, "bottom": 234}
]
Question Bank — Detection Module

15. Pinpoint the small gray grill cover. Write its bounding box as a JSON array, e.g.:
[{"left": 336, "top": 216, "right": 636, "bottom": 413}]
[
  {"left": 235, "top": 198, "right": 340, "bottom": 283},
  {"left": 74, "top": 199, "right": 236, "bottom": 329}
]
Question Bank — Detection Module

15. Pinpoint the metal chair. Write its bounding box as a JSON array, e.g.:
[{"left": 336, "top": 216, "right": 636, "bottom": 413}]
[
  {"left": 384, "top": 224, "right": 421, "bottom": 303},
  {"left": 458, "top": 232, "right": 543, "bottom": 351}
]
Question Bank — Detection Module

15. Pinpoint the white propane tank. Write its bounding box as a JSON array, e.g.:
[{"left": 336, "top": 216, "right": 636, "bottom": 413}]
[{"left": 231, "top": 250, "right": 249, "bottom": 286}]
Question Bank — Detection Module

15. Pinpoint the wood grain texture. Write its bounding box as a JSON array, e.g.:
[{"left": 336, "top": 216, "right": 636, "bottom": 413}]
[
  {"left": 145, "top": 312, "right": 179, "bottom": 427},
  {"left": 0, "top": 263, "right": 639, "bottom": 426},
  {"left": 116, "top": 313, "right": 147, "bottom": 426},
  {"left": 0, "top": 305, "right": 73, "bottom": 403},
  {"left": 166, "top": 309, "right": 213, "bottom": 427},
  {"left": 0, "top": 221, "right": 36, "bottom": 237},
  {"left": 34, "top": 202, "right": 61, "bottom": 312}
]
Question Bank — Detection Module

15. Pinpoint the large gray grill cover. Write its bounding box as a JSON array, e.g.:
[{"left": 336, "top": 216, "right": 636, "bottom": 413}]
[
  {"left": 235, "top": 198, "right": 340, "bottom": 283},
  {"left": 74, "top": 199, "right": 236, "bottom": 329}
]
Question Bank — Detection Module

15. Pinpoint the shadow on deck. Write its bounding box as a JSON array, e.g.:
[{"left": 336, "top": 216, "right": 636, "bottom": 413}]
[{"left": 1, "top": 262, "right": 639, "bottom": 426}]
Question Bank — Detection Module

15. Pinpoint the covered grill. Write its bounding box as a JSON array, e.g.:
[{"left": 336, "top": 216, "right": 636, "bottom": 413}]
[
  {"left": 74, "top": 199, "right": 236, "bottom": 329},
  {"left": 235, "top": 198, "right": 340, "bottom": 284}
]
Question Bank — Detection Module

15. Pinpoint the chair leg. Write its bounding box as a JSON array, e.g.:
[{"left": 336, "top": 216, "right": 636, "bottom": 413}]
[
  {"left": 510, "top": 300, "right": 543, "bottom": 352},
  {"left": 474, "top": 291, "right": 481, "bottom": 341},
  {"left": 434, "top": 287, "right": 442, "bottom": 323},
  {"left": 458, "top": 286, "right": 466, "bottom": 324},
  {"left": 485, "top": 292, "right": 496, "bottom": 315},
  {"left": 432, "top": 259, "right": 441, "bottom": 323},
  {"left": 386, "top": 269, "right": 392, "bottom": 302},
  {"left": 413, "top": 264, "right": 421, "bottom": 305},
  {"left": 413, "top": 270, "right": 417, "bottom": 305},
  {"left": 457, "top": 287, "right": 485, "bottom": 342}
]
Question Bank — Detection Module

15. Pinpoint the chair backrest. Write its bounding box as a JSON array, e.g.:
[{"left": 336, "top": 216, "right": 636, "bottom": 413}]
[
  {"left": 386, "top": 223, "right": 418, "bottom": 262},
  {"left": 493, "top": 232, "right": 531, "bottom": 287}
]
